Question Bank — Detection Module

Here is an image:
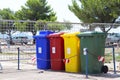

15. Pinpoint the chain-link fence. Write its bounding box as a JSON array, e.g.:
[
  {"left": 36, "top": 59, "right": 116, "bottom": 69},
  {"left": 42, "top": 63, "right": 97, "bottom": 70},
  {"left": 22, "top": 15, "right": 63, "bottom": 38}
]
[{"left": 0, "top": 20, "right": 120, "bottom": 70}]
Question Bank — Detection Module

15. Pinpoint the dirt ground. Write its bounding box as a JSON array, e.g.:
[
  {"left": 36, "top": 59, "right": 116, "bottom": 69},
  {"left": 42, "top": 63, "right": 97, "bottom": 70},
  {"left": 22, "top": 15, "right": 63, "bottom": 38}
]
[
  {"left": 0, "top": 46, "right": 120, "bottom": 80},
  {"left": 0, "top": 61, "right": 120, "bottom": 80}
]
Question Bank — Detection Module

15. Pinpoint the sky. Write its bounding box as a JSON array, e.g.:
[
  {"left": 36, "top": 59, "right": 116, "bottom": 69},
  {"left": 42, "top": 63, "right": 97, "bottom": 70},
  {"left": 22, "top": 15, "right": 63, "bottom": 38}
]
[{"left": 0, "top": 0, "right": 80, "bottom": 22}]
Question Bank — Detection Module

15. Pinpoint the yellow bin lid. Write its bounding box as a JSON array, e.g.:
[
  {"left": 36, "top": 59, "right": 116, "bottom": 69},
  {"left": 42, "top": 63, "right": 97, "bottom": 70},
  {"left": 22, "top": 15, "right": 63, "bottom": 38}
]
[{"left": 61, "top": 32, "right": 80, "bottom": 38}]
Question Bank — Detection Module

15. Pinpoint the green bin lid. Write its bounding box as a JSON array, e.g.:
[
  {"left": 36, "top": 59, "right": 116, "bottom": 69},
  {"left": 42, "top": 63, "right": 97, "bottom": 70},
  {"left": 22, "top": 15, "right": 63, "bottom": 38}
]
[{"left": 77, "top": 31, "right": 106, "bottom": 37}]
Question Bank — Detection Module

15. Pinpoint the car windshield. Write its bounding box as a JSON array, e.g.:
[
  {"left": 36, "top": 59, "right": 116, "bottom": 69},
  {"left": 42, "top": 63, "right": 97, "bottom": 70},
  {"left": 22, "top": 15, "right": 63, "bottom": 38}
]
[
  {"left": 115, "top": 33, "right": 120, "bottom": 37},
  {"left": 13, "top": 37, "right": 28, "bottom": 39},
  {"left": 107, "top": 33, "right": 120, "bottom": 37}
]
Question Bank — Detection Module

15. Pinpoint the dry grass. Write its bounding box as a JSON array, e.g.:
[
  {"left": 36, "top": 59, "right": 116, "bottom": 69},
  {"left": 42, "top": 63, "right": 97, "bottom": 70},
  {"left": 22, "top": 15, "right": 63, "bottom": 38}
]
[{"left": 105, "top": 47, "right": 120, "bottom": 63}]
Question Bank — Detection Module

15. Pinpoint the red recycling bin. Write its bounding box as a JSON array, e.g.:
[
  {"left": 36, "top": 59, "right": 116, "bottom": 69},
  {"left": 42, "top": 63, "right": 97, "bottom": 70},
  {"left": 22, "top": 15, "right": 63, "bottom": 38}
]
[{"left": 47, "top": 32, "right": 65, "bottom": 71}]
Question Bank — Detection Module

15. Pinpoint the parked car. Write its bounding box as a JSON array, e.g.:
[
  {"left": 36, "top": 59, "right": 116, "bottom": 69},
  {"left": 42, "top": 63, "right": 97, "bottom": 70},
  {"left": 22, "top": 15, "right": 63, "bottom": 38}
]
[
  {"left": 115, "top": 16, "right": 120, "bottom": 23},
  {"left": 6, "top": 36, "right": 32, "bottom": 45},
  {"left": 106, "top": 33, "right": 120, "bottom": 45}
]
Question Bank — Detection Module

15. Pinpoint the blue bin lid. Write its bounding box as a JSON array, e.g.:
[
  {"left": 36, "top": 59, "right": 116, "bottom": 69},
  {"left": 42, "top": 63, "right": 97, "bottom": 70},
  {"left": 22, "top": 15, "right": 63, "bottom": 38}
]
[
  {"left": 33, "top": 35, "right": 41, "bottom": 39},
  {"left": 39, "top": 30, "right": 54, "bottom": 35},
  {"left": 33, "top": 30, "right": 54, "bottom": 39}
]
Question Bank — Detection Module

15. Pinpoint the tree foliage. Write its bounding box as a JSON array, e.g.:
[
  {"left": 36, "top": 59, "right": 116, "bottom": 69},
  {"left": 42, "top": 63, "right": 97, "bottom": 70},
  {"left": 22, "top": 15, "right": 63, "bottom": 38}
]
[
  {"left": 69, "top": 0, "right": 120, "bottom": 32},
  {"left": 0, "top": 8, "right": 16, "bottom": 20},
  {"left": 69, "top": 0, "right": 120, "bottom": 23},
  {"left": 35, "top": 20, "right": 73, "bottom": 32},
  {"left": 0, "top": 0, "right": 58, "bottom": 44},
  {"left": 15, "top": 0, "right": 57, "bottom": 21}
]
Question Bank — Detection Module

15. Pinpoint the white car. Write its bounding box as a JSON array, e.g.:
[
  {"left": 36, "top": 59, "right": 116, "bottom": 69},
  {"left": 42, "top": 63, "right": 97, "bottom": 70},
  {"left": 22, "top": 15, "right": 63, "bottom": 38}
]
[
  {"left": 106, "top": 33, "right": 120, "bottom": 45},
  {"left": 6, "top": 36, "right": 32, "bottom": 45},
  {"left": 115, "top": 16, "right": 120, "bottom": 23}
]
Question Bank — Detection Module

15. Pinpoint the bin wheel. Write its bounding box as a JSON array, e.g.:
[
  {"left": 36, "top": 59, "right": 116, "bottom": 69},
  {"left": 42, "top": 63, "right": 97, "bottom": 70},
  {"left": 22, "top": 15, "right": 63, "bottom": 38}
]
[{"left": 101, "top": 65, "right": 108, "bottom": 73}]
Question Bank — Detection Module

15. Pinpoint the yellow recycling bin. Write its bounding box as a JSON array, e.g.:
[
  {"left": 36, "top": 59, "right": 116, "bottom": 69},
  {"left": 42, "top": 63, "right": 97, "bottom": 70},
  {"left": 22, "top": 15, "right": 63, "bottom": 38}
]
[{"left": 61, "top": 32, "right": 80, "bottom": 73}]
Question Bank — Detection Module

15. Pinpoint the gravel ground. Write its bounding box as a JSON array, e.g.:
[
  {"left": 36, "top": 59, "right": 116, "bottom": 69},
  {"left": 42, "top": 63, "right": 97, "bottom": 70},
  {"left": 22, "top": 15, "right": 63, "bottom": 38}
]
[{"left": 0, "top": 62, "right": 120, "bottom": 80}]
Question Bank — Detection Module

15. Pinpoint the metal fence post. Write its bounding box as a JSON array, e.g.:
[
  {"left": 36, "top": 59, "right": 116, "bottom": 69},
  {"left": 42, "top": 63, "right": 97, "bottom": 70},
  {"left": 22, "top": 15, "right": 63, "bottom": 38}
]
[
  {"left": 0, "top": 42, "right": 2, "bottom": 53},
  {"left": 17, "top": 47, "right": 20, "bottom": 70},
  {"left": 0, "top": 63, "right": 3, "bottom": 70},
  {"left": 112, "top": 46, "right": 116, "bottom": 74},
  {"left": 83, "top": 48, "right": 88, "bottom": 78}
]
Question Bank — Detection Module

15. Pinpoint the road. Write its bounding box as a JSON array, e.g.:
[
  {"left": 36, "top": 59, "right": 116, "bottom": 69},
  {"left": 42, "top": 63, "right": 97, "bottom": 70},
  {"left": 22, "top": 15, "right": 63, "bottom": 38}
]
[{"left": 0, "top": 61, "right": 120, "bottom": 80}]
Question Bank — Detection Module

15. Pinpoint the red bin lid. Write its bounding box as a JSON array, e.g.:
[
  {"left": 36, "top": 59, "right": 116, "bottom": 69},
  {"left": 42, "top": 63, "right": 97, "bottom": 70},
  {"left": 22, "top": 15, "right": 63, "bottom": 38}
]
[{"left": 47, "top": 32, "right": 65, "bottom": 38}]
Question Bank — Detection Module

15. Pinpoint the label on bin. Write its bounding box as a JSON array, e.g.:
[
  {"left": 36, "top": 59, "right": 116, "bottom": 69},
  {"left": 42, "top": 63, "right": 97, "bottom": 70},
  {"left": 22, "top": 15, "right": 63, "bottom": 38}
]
[
  {"left": 83, "top": 48, "right": 88, "bottom": 55},
  {"left": 67, "top": 48, "right": 71, "bottom": 54},
  {"left": 52, "top": 47, "right": 56, "bottom": 54},
  {"left": 38, "top": 47, "right": 42, "bottom": 53}
]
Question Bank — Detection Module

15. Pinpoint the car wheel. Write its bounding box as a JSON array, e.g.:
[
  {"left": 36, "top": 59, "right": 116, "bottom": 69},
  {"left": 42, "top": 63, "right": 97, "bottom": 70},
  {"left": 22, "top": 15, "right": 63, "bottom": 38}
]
[
  {"left": 24, "top": 42, "right": 28, "bottom": 44},
  {"left": 110, "top": 42, "right": 113, "bottom": 44},
  {"left": 117, "top": 40, "right": 120, "bottom": 43}
]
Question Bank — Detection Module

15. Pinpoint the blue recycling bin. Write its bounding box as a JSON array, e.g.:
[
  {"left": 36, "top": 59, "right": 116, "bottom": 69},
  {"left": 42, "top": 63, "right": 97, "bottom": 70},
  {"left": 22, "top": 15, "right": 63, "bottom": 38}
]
[{"left": 34, "top": 30, "right": 54, "bottom": 69}]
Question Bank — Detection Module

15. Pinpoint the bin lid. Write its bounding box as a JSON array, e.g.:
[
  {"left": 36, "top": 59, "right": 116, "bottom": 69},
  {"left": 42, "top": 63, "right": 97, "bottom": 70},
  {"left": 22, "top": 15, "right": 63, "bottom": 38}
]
[
  {"left": 33, "top": 30, "right": 54, "bottom": 38},
  {"left": 39, "top": 30, "right": 54, "bottom": 35},
  {"left": 33, "top": 35, "right": 41, "bottom": 39},
  {"left": 61, "top": 32, "right": 80, "bottom": 38},
  {"left": 77, "top": 31, "right": 106, "bottom": 37},
  {"left": 47, "top": 32, "right": 65, "bottom": 38}
]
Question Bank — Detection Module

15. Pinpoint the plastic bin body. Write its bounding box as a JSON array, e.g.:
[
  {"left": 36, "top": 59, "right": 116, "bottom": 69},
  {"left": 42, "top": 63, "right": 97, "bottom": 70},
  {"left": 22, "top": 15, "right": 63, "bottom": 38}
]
[
  {"left": 77, "top": 32, "right": 106, "bottom": 74},
  {"left": 61, "top": 32, "right": 80, "bottom": 73},
  {"left": 34, "top": 30, "right": 54, "bottom": 69},
  {"left": 48, "top": 32, "right": 65, "bottom": 71}
]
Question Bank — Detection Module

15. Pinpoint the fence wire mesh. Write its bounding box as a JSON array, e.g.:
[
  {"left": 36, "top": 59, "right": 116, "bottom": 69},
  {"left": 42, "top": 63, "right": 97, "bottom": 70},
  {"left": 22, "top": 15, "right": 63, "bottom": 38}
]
[{"left": 0, "top": 20, "right": 120, "bottom": 70}]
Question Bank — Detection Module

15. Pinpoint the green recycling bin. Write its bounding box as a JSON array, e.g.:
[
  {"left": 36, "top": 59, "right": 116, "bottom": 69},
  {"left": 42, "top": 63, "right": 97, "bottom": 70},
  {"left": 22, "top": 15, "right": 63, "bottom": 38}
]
[{"left": 77, "top": 32, "right": 108, "bottom": 74}]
